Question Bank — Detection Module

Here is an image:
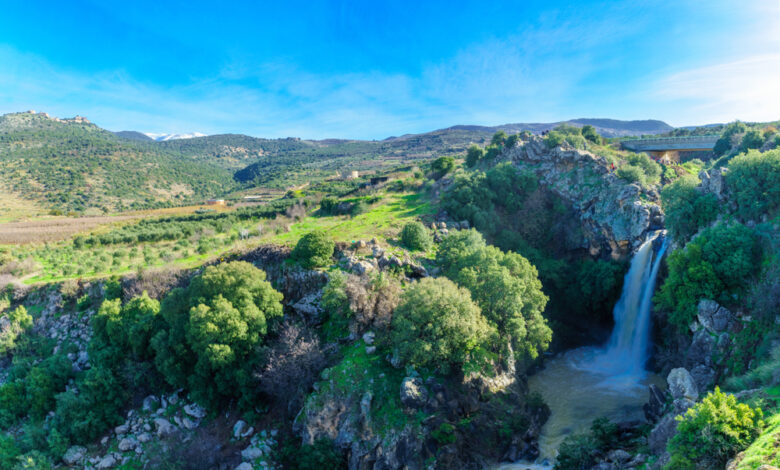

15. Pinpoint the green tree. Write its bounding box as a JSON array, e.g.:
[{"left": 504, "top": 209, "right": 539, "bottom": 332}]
[
  {"left": 437, "top": 230, "right": 550, "bottom": 359},
  {"left": 390, "top": 277, "right": 493, "bottom": 373},
  {"left": 655, "top": 223, "right": 762, "bottom": 332},
  {"left": 544, "top": 131, "right": 565, "bottom": 149},
  {"left": 666, "top": 388, "right": 763, "bottom": 469},
  {"left": 0, "top": 306, "right": 32, "bottom": 356},
  {"left": 725, "top": 148, "right": 780, "bottom": 220},
  {"left": 661, "top": 175, "right": 720, "bottom": 243},
  {"left": 491, "top": 130, "right": 508, "bottom": 146},
  {"left": 739, "top": 130, "right": 764, "bottom": 152},
  {"left": 152, "top": 261, "right": 284, "bottom": 407},
  {"left": 581, "top": 125, "right": 601, "bottom": 144},
  {"left": 713, "top": 121, "right": 748, "bottom": 157},
  {"left": 465, "top": 145, "right": 485, "bottom": 167},
  {"left": 399, "top": 221, "right": 432, "bottom": 251},
  {"left": 431, "top": 156, "right": 455, "bottom": 178},
  {"left": 616, "top": 165, "right": 645, "bottom": 185},
  {"left": 291, "top": 230, "right": 335, "bottom": 269}
]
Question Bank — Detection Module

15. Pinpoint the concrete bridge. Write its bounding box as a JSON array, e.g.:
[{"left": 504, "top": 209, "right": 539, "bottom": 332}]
[{"left": 621, "top": 135, "right": 719, "bottom": 161}]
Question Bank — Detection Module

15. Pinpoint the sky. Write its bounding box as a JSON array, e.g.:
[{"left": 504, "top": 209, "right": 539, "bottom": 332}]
[{"left": 0, "top": 0, "right": 778, "bottom": 139}]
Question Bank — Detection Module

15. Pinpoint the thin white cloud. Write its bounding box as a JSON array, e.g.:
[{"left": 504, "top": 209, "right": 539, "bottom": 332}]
[{"left": 652, "top": 54, "right": 780, "bottom": 125}]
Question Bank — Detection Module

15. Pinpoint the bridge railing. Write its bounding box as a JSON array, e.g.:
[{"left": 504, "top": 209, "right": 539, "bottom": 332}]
[{"left": 621, "top": 135, "right": 720, "bottom": 149}]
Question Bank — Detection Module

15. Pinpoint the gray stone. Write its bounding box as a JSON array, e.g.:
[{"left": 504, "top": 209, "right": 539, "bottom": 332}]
[
  {"left": 233, "top": 420, "right": 248, "bottom": 439},
  {"left": 96, "top": 454, "right": 117, "bottom": 469},
  {"left": 183, "top": 403, "right": 207, "bottom": 419},
  {"left": 689, "top": 364, "right": 717, "bottom": 393},
  {"left": 63, "top": 446, "right": 87, "bottom": 465},
  {"left": 242, "top": 446, "right": 264, "bottom": 460},
  {"left": 118, "top": 438, "right": 137, "bottom": 451},
  {"left": 667, "top": 368, "right": 699, "bottom": 400},
  {"left": 154, "top": 418, "right": 176, "bottom": 437},
  {"left": 644, "top": 384, "right": 667, "bottom": 423},
  {"left": 114, "top": 423, "right": 129, "bottom": 435},
  {"left": 137, "top": 432, "right": 152, "bottom": 443},
  {"left": 365, "top": 345, "right": 377, "bottom": 354},
  {"left": 607, "top": 449, "right": 631, "bottom": 463},
  {"left": 649, "top": 414, "right": 678, "bottom": 455},
  {"left": 235, "top": 463, "right": 254, "bottom": 470},
  {"left": 686, "top": 329, "right": 716, "bottom": 370},
  {"left": 362, "top": 331, "right": 375, "bottom": 345},
  {"left": 697, "top": 299, "right": 735, "bottom": 333},
  {"left": 400, "top": 377, "right": 429, "bottom": 409},
  {"left": 180, "top": 416, "right": 197, "bottom": 430}
]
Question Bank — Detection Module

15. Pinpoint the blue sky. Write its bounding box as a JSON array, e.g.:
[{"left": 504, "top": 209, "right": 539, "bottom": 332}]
[{"left": 0, "top": 0, "right": 778, "bottom": 139}]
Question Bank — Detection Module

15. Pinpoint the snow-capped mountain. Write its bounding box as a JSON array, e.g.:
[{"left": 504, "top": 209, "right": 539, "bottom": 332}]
[{"left": 143, "top": 132, "right": 207, "bottom": 141}]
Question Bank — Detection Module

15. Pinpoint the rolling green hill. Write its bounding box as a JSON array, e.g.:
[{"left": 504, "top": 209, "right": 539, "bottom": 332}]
[{"left": 0, "top": 112, "right": 235, "bottom": 213}]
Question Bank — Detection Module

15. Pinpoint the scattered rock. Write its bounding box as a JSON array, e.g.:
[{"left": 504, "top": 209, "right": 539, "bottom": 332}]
[
  {"left": 96, "top": 454, "right": 117, "bottom": 469},
  {"left": 362, "top": 331, "right": 375, "bottom": 345},
  {"left": 365, "top": 345, "right": 377, "bottom": 354},
  {"left": 667, "top": 368, "right": 698, "bottom": 400},
  {"left": 400, "top": 377, "right": 429, "bottom": 410},
  {"left": 63, "top": 446, "right": 87, "bottom": 465},
  {"left": 114, "top": 423, "right": 129, "bottom": 435},
  {"left": 154, "top": 417, "right": 176, "bottom": 437},
  {"left": 118, "top": 437, "right": 137, "bottom": 451},
  {"left": 183, "top": 403, "right": 207, "bottom": 419},
  {"left": 697, "top": 299, "right": 735, "bottom": 333},
  {"left": 607, "top": 449, "right": 631, "bottom": 463},
  {"left": 234, "top": 420, "right": 248, "bottom": 439},
  {"left": 242, "top": 446, "right": 264, "bottom": 460},
  {"left": 235, "top": 463, "right": 254, "bottom": 470},
  {"left": 644, "top": 384, "right": 667, "bottom": 423},
  {"left": 649, "top": 414, "right": 678, "bottom": 455},
  {"left": 137, "top": 432, "right": 152, "bottom": 443}
]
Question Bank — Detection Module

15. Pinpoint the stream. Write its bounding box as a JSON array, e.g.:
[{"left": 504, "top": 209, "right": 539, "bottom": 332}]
[{"left": 498, "top": 232, "right": 668, "bottom": 469}]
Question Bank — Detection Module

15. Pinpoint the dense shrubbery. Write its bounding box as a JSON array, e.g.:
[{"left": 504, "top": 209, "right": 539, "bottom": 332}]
[
  {"left": 714, "top": 121, "right": 748, "bottom": 157},
  {"left": 291, "top": 230, "right": 335, "bottom": 269},
  {"left": 660, "top": 175, "right": 719, "bottom": 243},
  {"left": 0, "top": 305, "right": 32, "bottom": 355},
  {"left": 399, "top": 221, "right": 432, "bottom": 251},
  {"left": 665, "top": 388, "right": 763, "bottom": 469},
  {"left": 465, "top": 144, "right": 485, "bottom": 167},
  {"left": 152, "top": 261, "right": 284, "bottom": 407},
  {"left": 430, "top": 156, "right": 455, "bottom": 178},
  {"left": 555, "top": 418, "right": 622, "bottom": 470},
  {"left": 390, "top": 277, "right": 492, "bottom": 373},
  {"left": 436, "top": 230, "right": 550, "bottom": 360},
  {"left": 725, "top": 148, "right": 780, "bottom": 221},
  {"left": 655, "top": 223, "right": 762, "bottom": 332}
]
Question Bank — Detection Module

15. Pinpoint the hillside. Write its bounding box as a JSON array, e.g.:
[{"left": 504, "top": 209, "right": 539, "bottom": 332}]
[{"left": 0, "top": 112, "right": 235, "bottom": 213}]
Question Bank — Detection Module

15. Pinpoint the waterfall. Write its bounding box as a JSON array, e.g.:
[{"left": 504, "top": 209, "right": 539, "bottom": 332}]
[{"left": 600, "top": 232, "right": 668, "bottom": 376}]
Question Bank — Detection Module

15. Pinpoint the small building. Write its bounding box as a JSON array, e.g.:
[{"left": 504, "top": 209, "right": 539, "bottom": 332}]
[
  {"left": 207, "top": 199, "right": 226, "bottom": 206},
  {"left": 342, "top": 170, "right": 359, "bottom": 180}
]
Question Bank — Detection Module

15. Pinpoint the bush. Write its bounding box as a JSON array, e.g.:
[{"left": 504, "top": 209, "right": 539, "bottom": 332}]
[
  {"left": 739, "top": 130, "right": 764, "bottom": 152},
  {"left": 655, "top": 223, "right": 762, "bottom": 333},
  {"left": 666, "top": 388, "right": 763, "bottom": 469},
  {"left": 491, "top": 131, "right": 507, "bottom": 146},
  {"left": 390, "top": 277, "right": 493, "bottom": 373},
  {"left": 616, "top": 164, "right": 646, "bottom": 185},
  {"left": 152, "top": 261, "right": 284, "bottom": 408},
  {"left": 0, "top": 306, "right": 32, "bottom": 356},
  {"left": 280, "top": 438, "right": 345, "bottom": 470},
  {"left": 661, "top": 175, "right": 720, "bottom": 243},
  {"left": 556, "top": 433, "right": 597, "bottom": 469},
  {"left": 436, "top": 230, "right": 551, "bottom": 359},
  {"left": 292, "top": 230, "right": 335, "bottom": 269},
  {"left": 465, "top": 145, "right": 485, "bottom": 167},
  {"left": 544, "top": 131, "right": 565, "bottom": 149},
  {"left": 725, "top": 149, "right": 780, "bottom": 220},
  {"left": 581, "top": 125, "right": 601, "bottom": 144},
  {"left": 431, "top": 156, "right": 455, "bottom": 178},
  {"left": 399, "top": 221, "right": 432, "bottom": 251},
  {"left": 624, "top": 153, "right": 661, "bottom": 185},
  {"left": 714, "top": 121, "right": 748, "bottom": 156}
]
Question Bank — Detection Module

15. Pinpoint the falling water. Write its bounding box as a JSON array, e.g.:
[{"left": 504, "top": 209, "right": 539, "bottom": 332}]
[
  {"left": 500, "top": 232, "right": 669, "bottom": 469},
  {"left": 600, "top": 231, "right": 669, "bottom": 376}
]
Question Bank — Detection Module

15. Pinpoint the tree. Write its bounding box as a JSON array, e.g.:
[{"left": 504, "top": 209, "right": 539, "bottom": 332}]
[
  {"left": 152, "top": 261, "right": 284, "bottom": 407},
  {"left": 544, "top": 131, "right": 565, "bottom": 149},
  {"left": 666, "top": 388, "right": 763, "bottom": 469},
  {"left": 465, "top": 145, "right": 485, "bottom": 167},
  {"left": 0, "top": 306, "right": 32, "bottom": 356},
  {"left": 399, "top": 221, "right": 432, "bottom": 251},
  {"left": 581, "top": 125, "right": 601, "bottom": 144},
  {"left": 390, "top": 277, "right": 492, "bottom": 373},
  {"left": 437, "top": 231, "right": 550, "bottom": 359},
  {"left": 725, "top": 148, "right": 780, "bottom": 220},
  {"left": 291, "top": 230, "right": 335, "bottom": 269},
  {"left": 660, "top": 175, "right": 719, "bottom": 243},
  {"left": 713, "top": 121, "right": 748, "bottom": 156},
  {"left": 491, "top": 131, "right": 508, "bottom": 146},
  {"left": 431, "top": 156, "right": 455, "bottom": 178}
]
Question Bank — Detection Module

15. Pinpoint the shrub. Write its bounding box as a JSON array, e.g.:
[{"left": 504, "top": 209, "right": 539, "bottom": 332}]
[
  {"left": 399, "top": 221, "right": 432, "bottom": 251},
  {"left": 437, "top": 230, "right": 550, "bottom": 359},
  {"left": 666, "top": 387, "right": 763, "bottom": 469},
  {"left": 616, "top": 165, "right": 645, "bottom": 185},
  {"left": 0, "top": 306, "right": 32, "bottom": 356},
  {"left": 390, "top": 277, "right": 493, "bottom": 373},
  {"left": 505, "top": 133, "right": 520, "bottom": 148},
  {"left": 725, "top": 148, "right": 780, "bottom": 220},
  {"left": 581, "top": 125, "right": 601, "bottom": 144},
  {"left": 152, "top": 261, "right": 284, "bottom": 408},
  {"left": 556, "top": 433, "right": 597, "bottom": 469},
  {"left": 431, "top": 156, "right": 455, "bottom": 178},
  {"left": 292, "top": 230, "right": 335, "bottom": 269},
  {"left": 544, "top": 131, "right": 565, "bottom": 149},
  {"left": 655, "top": 223, "right": 762, "bottom": 332},
  {"left": 491, "top": 131, "right": 507, "bottom": 146},
  {"left": 465, "top": 145, "right": 485, "bottom": 167},
  {"left": 739, "top": 130, "right": 764, "bottom": 152},
  {"left": 257, "top": 321, "right": 326, "bottom": 413},
  {"left": 660, "top": 175, "right": 720, "bottom": 243},
  {"left": 714, "top": 121, "right": 748, "bottom": 156},
  {"left": 624, "top": 153, "right": 661, "bottom": 185},
  {"left": 280, "top": 438, "right": 345, "bottom": 470}
]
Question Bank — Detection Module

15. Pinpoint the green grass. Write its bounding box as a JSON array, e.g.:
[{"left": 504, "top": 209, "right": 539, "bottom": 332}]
[{"left": 736, "top": 412, "right": 780, "bottom": 469}]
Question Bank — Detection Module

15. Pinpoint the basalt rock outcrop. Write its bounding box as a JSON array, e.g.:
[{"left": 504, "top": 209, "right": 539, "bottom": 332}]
[{"left": 502, "top": 137, "right": 663, "bottom": 259}]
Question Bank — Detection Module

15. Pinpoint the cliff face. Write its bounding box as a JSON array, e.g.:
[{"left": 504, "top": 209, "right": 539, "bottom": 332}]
[{"left": 502, "top": 137, "right": 663, "bottom": 259}]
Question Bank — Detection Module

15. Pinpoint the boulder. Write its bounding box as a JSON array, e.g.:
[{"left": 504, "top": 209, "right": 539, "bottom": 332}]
[
  {"left": 649, "top": 414, "right": 678, "bottom": 455},
  {"left": 667, "top": 368, "right": 699, "bottom": 400},
  {"left": 689, "top": 364, "right": 717, "bottom": 393},
  {"left": 685, "top": 330, "right": 716, "bottom": 370},
  {"left": 114, "top": 423, "right": 129, "bottom": 435},
  {"left": 235, "top": 463, "right": 254, "bottom": 470},
  {"left": 400, "top": 377, "right": 429, "bottom": 410},
  {"left": 362, "top": 331, "right": 375, "bottom": 345},
  {"left": 607, "top": 449, "right": 631, "bottom": 463},
  {"left": 137, "top": 432, "right": 152, "bottom": 443},
  {"left": 96, "top": 455, "right": 117, "bottom": 469},
  {"left": 291, "top": 292, "right": 324, "bottom": 323},
  {"left": 183, "top": 403, "right": 207, "bottom": 419},
  {"left": 63, "top": 446, "right": 87, "bottom": 465},
  {"left": 241, "top": 446, "right": 264, "bottom": 460},
  {"left": 697, "top": 299, "right": 735, "bottom": 334},
  {"left": 118, "top": 438, "right": 137, "bottom": 451},
  {"left": 154, "top": 417, "right": 176, "bottom": 437}
]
